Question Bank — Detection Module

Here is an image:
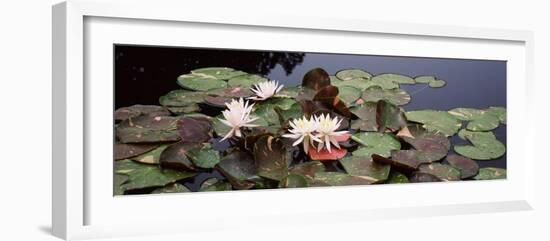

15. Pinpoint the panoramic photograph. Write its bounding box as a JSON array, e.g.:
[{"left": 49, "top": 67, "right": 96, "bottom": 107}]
[{"left": 113, "top": 45, "right": 507, "bottom": 195}]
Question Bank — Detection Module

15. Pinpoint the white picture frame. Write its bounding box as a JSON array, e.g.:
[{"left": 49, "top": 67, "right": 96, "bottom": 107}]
[{"left": 52, "top": 0, "right": 536, "bottom": 240}]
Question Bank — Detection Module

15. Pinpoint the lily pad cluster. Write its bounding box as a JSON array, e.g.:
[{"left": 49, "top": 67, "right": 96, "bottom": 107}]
[{"left": 114, "top": 67, "right": 507, "bottom": 195}]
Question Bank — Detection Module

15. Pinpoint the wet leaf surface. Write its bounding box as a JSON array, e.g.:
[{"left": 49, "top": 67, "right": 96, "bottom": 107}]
[
  {"left": 114, "top": 143, "right": 160, "bottom": 160},
  {"left": 371, "top": 73, "right": 415, "bottom": 86},
  {"left": 308, "top": 147, "right": 348, "bottom": 161},
  {"left": 418, "top": 163, "right": 461, "bottom": 181},
  {"left": 473, "top": 167, "right": 507, "bottom": 180},
  {"left": 254, "top": 136, "right": 289, "bottom": 181},
  {"left": 335, "top": 69, "right": 372, "bottom": 81},
  {"left": 414, "top": 75, "right": 436, "bottom": 84},
  {"left": 428, "top": 79, "right": 446, "bottom": 88},
  {"left": 289, "top": 161, "right": 326, "bottom": 178},
  {"left": 362, "top": 86, "right": 411, "bottom": 106},
  {"left": 177, "top": 117, "right": 213, "bottom": 143},
  {"left": 186, "top": 143, "right": 220, "bottom": 168},
  {"left": 115, "top": 105, "right": 170, "bottom": 121},
  {"left": 115, "top": 159, "right": 196, "bottom": 191},
  {"left": 177, "top": 73, "right": 228, "bottom": 91},
  {"left": 151, "top": 183, "right": 190, "bottom": 194},
  {"left": 217, "top": 151, "right": 256, "bottom": 181},
  {"left": 159, "top": 90, "right": 208, "bottom": 107},
  {"left": 339, "top": 156, "right": 391, "bottom": 182},
  {"left": 446, "top": 154, "right": 479, "bottom": 179},
  {"left": 227, "top": 74, "right": 267, "bottom": 88},
  {"left": 378, "top": 151, "right": 421, "bottom": 171},
  {"left": 448, "top": 107, "right": 502, "bottom": 131},
  {"left": 454, "top": 129, "right": 506, "bottom": 160},
  {"left": 191, "top": 67, "right": 247, "bottom": 80},
  {"left": 116, "top": 116, "right": 182, "bottom": 143},
  {"left": 402, "top": 131, "right": 450, "bottom": 163},
  {"left": 131, "top": 144, "right": 170, "bottom": 164},
  {"left": 351, "top": 132, "right": 401, "bottom": 158},
  {"left": 159, "top": 142, "right": 198, "bottom": 171},
  {"left": 337, "top": 86, "right": 362, "bottom": 106},
  {"left": 199, "top": 178, "right": 233, "bottom": 191},
  {"left": 350, "top": 102, "right": 377, "bottom": 131},
  {"left": 409, "top": 172, "right": 442, "bottom": 182},
  {"left": 313, "top": 172, "right": 377, "bottom": 186},
  {"left": 376, "top": 100, "right": 408, "bottom": 132},
  {"left": 405, "top": 110, "right": 462, "bottom": 136}
]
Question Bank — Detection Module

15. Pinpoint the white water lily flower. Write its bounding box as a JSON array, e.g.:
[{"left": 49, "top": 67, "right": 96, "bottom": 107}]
[
  {"left": 282, "top": 116, "right": 321, "bottom": 154},
  {"left": 218, "top": 98, "right": 258, "bottom": 141},
  {"left": 314, "top": 114, "right": 349, "bottom": 153},
  {"left": 249, "top": 80, "right": 284, "bottom": 101}
]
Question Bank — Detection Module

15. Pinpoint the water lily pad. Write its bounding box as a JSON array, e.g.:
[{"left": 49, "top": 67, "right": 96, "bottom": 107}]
[
  {"left": 115, "top": 105, "right": 170, "bottom": 121},
  {"left": 302, "top": 68, "right": 331, "bottom": 91},
  {"left": 289, "top": 161, "right": 326, "bottom": 178},
  {"left": 131, "top": 144, "right": 170, "bottom": 164},
  {"left": 151, "top": 183, "right": 190, "bottom": 194},
  {"left": 446, "top": 154, "right": 479, "bottom": 179},
  {"left": 454, "top": 129, "right": 506, "bottom": 160},
  {"left": 376, "top": 100, "right": 408, "bottom": 132},
  {"left": 114, "top": 173, "right": 128, "bottom": 195},
  {"left": 339, "top": 156, "right": 390, "bottom": 182},
  {"left": 448, "top": 108, "right": 500, "bottom": 131},
  {"left": 276, "top": 86, "right": 302, "bottom": 98},
  {"left": 116, "top": 116, "right": 182, "bottom": 143},
  {"left": 206, "top": 86, "right": 253, "bottom": 98},
  {"left": 385, "top": 171, "right": 409, "bottom": 184},
  {"left": 473, "top": 167, "right": 507, "bottom": 180},
  {"left": 308, "top": 147, "right": 348, "bottom": 161},
  {"left": 279, "top": 173, "right": 309, "bottom": 188},
  {"left": 402, "top": 131, "right": 450, "bottom": 163},
  {"left": 254, "top": 136, "right": 289, "bottom": 181},
  {"left": 159, "top": 90, "right": 208, "bottom": 107},
  {"left": 227, "top": 74, "right": 267, "bottom": 88},
  {"left": 199, "top": 178, "right": 233, "bottom": 191},
  {"left": 362, "top": 86, "right": 411, "bottom": 106},
  {"left": 409, "top": 172, "right": 442, "bottom": 182},
  {"left": 115, "top": 159, "right": 196, "bottom": 191},
  {"left": 217, "top": 151, "right": 256, "bottom": 181},
  {"left": 488, "top": 106, "right": 506, "bottom": 124},
  {"left": 177, "top": 73, "right": 228, "bottom": 91},
  {"left": 166, "top": 105, "right": 200, "bottom": 115},
  {"left": 203, "top": 96, "right": 233, "bottom": 108},
  {"left": 331, "top": 77, "right": 373, "bottom": 91},
  {"left": 277, "top": 102, "right": 304, "bottom": 121},
  {"left": 337, "top": 86, "right": 362, "bottom": 106},
  {"left": 255, "top": 98, "right": 298, "bottom": 126},
  {"left": 313, "top": 85, "right": 352, "bottom": 117},
  {"left": 335, "top": 69, "right": 372, "bottom": 81},
  {"left": 191, "top": 67, "right": 247, "bottom": 80},
  {"left": 159, "top": 142, "right": 198, "bottom": 171},
  {"left": 351, "top": 132, "right": 400, "bottom": 158},
  {"left": 371, "top": 73, "right": 415, "bottom": 85},
  {"left": 428, "top": 79, "right": 446, "bottom": 88},
  {"left": 349, "top": 102, "right": 377, "bottom": 131},
  {"left": 114, "top": 143, "right": 160, "bottom": 160},
  {"left": 313, "top": 172, "right": 377, "bottom": 186},
  {"left": 414, "top": 75, "right": 436, "bottom": 84},
  {"left": 418, "top": 163, "right": 461, "bottom": 181},
  {"left": 177, "top": 117, "right": 212, "bottom": 143},
  {"left": 405, "top": 110, "right": 462, "bottom": 136},
  {"left": 379, "top": 151, "right": 421, "bottom": 171},
  {"left": 186, "top": 143, "right": 220, "bottom": 168}
]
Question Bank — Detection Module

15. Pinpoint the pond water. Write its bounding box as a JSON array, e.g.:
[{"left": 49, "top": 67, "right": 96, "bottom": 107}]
[{"left": 115, "top": 45, "right": 507, "bottom": 192}]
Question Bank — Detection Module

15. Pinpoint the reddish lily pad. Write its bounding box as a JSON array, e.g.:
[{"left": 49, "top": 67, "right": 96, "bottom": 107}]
[
  {"left": 402, "top": 131, "right": 450, "bottom": 163},
  {"left": 339, "top": 156, "right": 391, "bottom": 182},
  {"left": 114, "top": 143, "right": 160, "bottom": 160},
  {"left": 446, "top": 154, "right": 479, "bottom": 179},
  {"left": 302, "top": 68, "right": 331, "bottom": 91},
  {"left": 115, "top": 105, "right": 170, "bottom": 121},
  {"left": 159, "top": 142, "right": 198, "bottom": 171},
  {"left": 409, "top": 172, "right": 442, "bottom": 182},
  {"left": 308, "top": 147, "right": 348, "bottom": 161},
  {"left": 116, "top": 116, "right": 182, "bottom": 143},
  {"left": 176, "top": 117, "right": 212, "bottom": 143},
  {"left": 254, "top": 136, "right": 289, "bottom": 181},
  {"left": 313, "top": 85, "right": 352, "bottom": 118},
  {"left": 350, "top": 102, "right": 378, "bottom": 131},
  {"left": 418, "top": 163, "right": 461, "bottom": 181},
  {"left": 376, "top": 151, "right": 421, "bottom": 171},
  {"left": 376, "top": 100, "right": 408, "bottom": 132}
]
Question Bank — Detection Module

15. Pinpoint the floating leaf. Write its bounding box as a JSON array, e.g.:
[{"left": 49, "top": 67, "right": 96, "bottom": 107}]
[
  {"left": 331, "top": 77, "right": 373, "bottom": 91},
  {"left": 159, "top": 90, "right": 208, "bottom": 107},
  {"left": 302, "top": 68, "right": 331, "bottom": 91},
  {"left": 199, "top": 178, "right": 233, "bottom": 191},
  {"left": 276, "top": 86, "right": 302, "bottom": 98},
  {"left": 227, "top": 74, "right": 267, "bottom": 88},
  {"left": 362, "top": 86, "right": 411, "bottom": 106},
  {"left": 116, "top": 116, "right": 181, "bottom": 143},
  {"left": 405, "top": 110, "right": 462, "bottom": 136},
  {"left": 277, "top": 102, "right": 304, "bottom": 122},
  {"left": 255, "top": 98, "right": 298, "bottom": 126},
  {"left": 339, "top": 156, "right": 390, "bottom": 182},
  {"left": 418, "top": 163, "right": 461, "bottom": 181},
  {"left": 217, "top": 151, "right": 256, "bottom": 181},
  {"left": 488, "top": 106, "right": 506, "bottom": 124},
  {"left": 254, "top": 136, "right": 289, "bottom": 181},
  {"left": 335, "top": 69, "right": 372, "bottom": 81},
  {"left": 385, "top": 171, "right": 409, "bottom": 184},
  {"left": 308, "top": 147, "right": 348, "bottom": 161},
  {"left": 151, "top": 183, "right": 190, "bottom": 194},
  {"left": 376, "top": 100, "right": 408, "bottom": 132},
  {"left": 402, "top": 131, "right": 450, "bottom": 163},
  {"left": 115, "top": 105, "right": 170, "bottom": 121},
  {"left": 428, "top": 79, "right": 446, "bottom": 88},
  {"left": 177, "top": 117, "right": 212, "bottom": 143},
  {"left": 414, "top": 75, "right": 436, "bottom": 84},
  {"left": 289, "top": 161, "right": 326, "bottom": 178},
  {"left": 378, "top": 151, "right": 421, "bottom": 171},
  {"left": 446, "top": 154, "right": 479, "bottom": 179},
  {"left": 159, "top": 142, "right": 198, "bottom": 171},
  {"left": 448, "top": 108, "right": 500, "bottom": 131},
  {"left": 115, "top": 159, "right": 196, "bottom": 191},
  {"left": 279, "top": 173, "right": 309, "bottom": 188},
  {"left": 371, "top": 73, "right": 415, "bottom": 85},
  {"left": 337, "top": 86, "right": 362, "bottom": 106},
  {"left": 473, "top": 167, "right": 507, "bottom": 180},
  {"left": 114, "top": 174, "right": 128, "bottom": 195},
  {"left": 351, "top": 132, "right": 400, "bottom": 158},
  {"left": 409, "top": 172, "right": 442, "bottom": 182},
  {"left": 454, "top": 129, "right": 506, "bottom": 160},
  {"left": 186, "top": 143, "right": 220, "bottom": 168},
  {"left": 313, "top": 85, "right": 352, "bottom": 117},
  {"left": 313, "top": 172, "right": 377, "bottom": 186},
  {"left": 166, "top": 105, "right": 199, "bottom": 115},
  {"left": 131, "top": 144, "right": 170, "bottom": 164},
  {"left": 177, "top": 73, "right": 228, "bottom": 91},
  {"left": 207, "top": 86, "right": 253, "bottom": 98},
  {"left": 350, "top": 102, "right": 377, "bottom": 131},
  {"left": 114, "top": 143, "right": 160, "bottom": 160},
  {"left": 191, "top": 67, "right": 247, "bottom": 80}
]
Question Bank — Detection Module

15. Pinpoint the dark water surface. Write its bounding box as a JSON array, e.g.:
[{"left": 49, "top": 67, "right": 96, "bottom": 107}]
[{"left": 115, "top": 45, "right": 506, "bottom": 191}]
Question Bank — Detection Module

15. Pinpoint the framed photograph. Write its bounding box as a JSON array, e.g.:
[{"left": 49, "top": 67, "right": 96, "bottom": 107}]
[{"left": 53, "top": 0, "right": 535, "bottom": 240}]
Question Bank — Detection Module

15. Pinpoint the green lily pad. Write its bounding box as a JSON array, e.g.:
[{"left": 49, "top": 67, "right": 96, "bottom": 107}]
[
  {"left": 177, "top": 117, "right": 212, "bottom": 143},
  {"left": 473, "top": 167, "right": 507, "bottom": 180},
  {"left": 337, "top": 86, "right": 362, "bottom": 106},
  {"left": 418, "top": 163, "right": 461, "bottom": 181},
  {"left": 227, "top": 74, "right": 267, "bottom": 88},
  {"left": 255, "top": 98, "right": 298, "bottom": 126},
  {"left": 376, "top": 100, "right": 408, "bottom": 132},
  {"left": 331, "top": 77, "right": 374, "bottom": 91},
  {"left": 159, "top": 90, "right": 208, "bottom": 107},
  {"left": 409, "top": 172, "right": 442, "bottom": 182},
  {"left": 385, "top": 171, "right": 409, "bottom": 184},
  {"left": 289, "top": 161, "right": 326, "bottom": 178},
  {"left": 405, "top": 110, "right": 462, "bottom": 136},
  {"left": 206, "top": 86, "right": 253, "bottom": 98},
  {"left": 115, "top": 159, "right": 196, "bottom": 191},
  {"left": 114, "top": 143, "right": 160, "bottom": 160},
  {"left": 446, "top": 154, "right": 479, "bottom": 179},
  {"left": 351, "top": 132, "right": 401, "bottom": 158},
  {"left": 254, "top": 136, "right": 289, "bottom": 181},
  {"left": 339, "top": 156, "right": 391, "bottom": 182},
  {"left": 114, "top": 173, "right": 128, "bottom": 195},
  {"left": 350, "top": 102, "right": 377, "bottom": 131},
  {"left": 217, "top": 151, "right": 256, "bottom": 181},
  {"left": 371, "top": 73, "right": 415, "bottom": 85},
  {"left": 186, "top": 143, "right": 220, "bottom": 168},
  {"left": 276, "top": 86, "right": 302, "bottom": 98},
  {"left": 115, "top": 105, "right": 170, "bottom": 121},
  {"left": 335, "top": 69, "right": 372, "bottom": 81},
  {"left": 313, "top": 172, "right": 377, "bottom": 186},
  {"left": 116, "top": 116, "right": 182, "bottom": 143},
  {"left": 488, "top": 106, "right": 506, "bottom": 124},
  {"left": 302, "top": 68, "right": 331, "bottom": 91},
  {"left": 448, "top": 108, "right": 501, "bottom": 131},
  {"left": 199, "top": 178, "right": 233, "bottom": 191},
  {"left": 402, "top": 131, "right": 450, "bottom": 163},
  {"left": 177, "top": 73, "right": 228, "bottom": 91},
  {"left": 159, "top": 142, "right": 198, "bottom": 171},
  {"left": 362, "top": 86, "right": 411, "bottom": 106},
  {"left": 454, "top": 129, "right": 506, "bottom": 160},
  {"left": 414, "top": 75, "right": 436, "bottom": 84},
  {"left": 151, "top": 183, "right": 190, "bottom": 194},
  {"left": 191, "top": 67, "right": 247, "bottom": 80},
  {"left": 166, "top": 105, "right": 200, "bottom": 115},
  {"left": 131, "top": 144, "right": 170, "bottom": 164},
  {"left": 277, "top": 102, "right": 304, "bottom": 122},
  {"left": 212, "top": 115, "right": 232, "bottom": 138},
  {"left": 279, "top": 173, "right": 309, "bottom": 188},
  {"left": 428, "top": 79, "right": 446, "bottom": 88}
]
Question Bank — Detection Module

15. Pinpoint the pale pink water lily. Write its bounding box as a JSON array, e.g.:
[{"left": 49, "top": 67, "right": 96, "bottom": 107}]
[
  {"left": 282, "top": 116, "right": 321, "bottom": 154},
  {"left": 249, "top": 80, "right": 284, "bottom": 101},
  {"left": 314, "top": 114, "right": 349, "bottom": 153},
  {"left": 218, "top": 98, "right": 258, "bottom": 141}
]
